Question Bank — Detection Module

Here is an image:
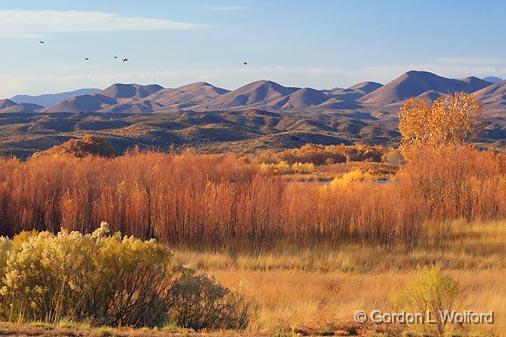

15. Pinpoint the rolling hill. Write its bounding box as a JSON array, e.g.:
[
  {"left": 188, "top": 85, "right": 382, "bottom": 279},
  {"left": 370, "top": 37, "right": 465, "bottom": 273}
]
[
  {"left": 483, "top": 76, "right": 503, "bottom": 83},
  {"left": 474, "top": 80, "right": 506, "bottom": 112},
  {"left": 359, "top": 71, "right": 492, "bottom": 106},
  {"left": 11, "top": 88, "right": 101, "bottom": 107},
  {"left": 102, "top": 83, "right": 164, "bottom": 99},
  {"left": 147, "top": 82, "right": 230, "bottom": 111},
  {"left": 42, "top": 94, "right": 118, "bottom": 113},
  {"left": 193, "top": 80, "right": 299, "bottom": 110},
  {"left": 0, "top": 99, "right": 43, "bottom": 113}
]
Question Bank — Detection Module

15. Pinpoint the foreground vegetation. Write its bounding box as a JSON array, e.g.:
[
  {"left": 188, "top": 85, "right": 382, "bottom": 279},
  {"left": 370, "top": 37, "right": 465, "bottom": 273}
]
[
  {"left": 0, "top": 225, "right": 254, "bottom": 330},
  {"left": 0, "top": 223, "right": 502, "bottom": 336}
]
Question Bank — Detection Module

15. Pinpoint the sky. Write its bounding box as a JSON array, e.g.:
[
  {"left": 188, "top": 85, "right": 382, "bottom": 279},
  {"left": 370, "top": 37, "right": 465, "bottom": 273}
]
[{"left": 1, "top": 0, "right": 506, "bottom": 97}]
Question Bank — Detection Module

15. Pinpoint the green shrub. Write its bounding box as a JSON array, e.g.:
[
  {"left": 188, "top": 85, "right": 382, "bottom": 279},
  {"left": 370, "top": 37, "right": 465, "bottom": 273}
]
[
  {"left": 0, "top": 225, "right": 257, "bottom": 330},
  {"left": 0, "top": 224, "right": 172, "bottom": 327},
  {"left": 91, "top": 231, "right": 172, "bottom": 327},
  {"left": 167, "top": 267, "right": 257, "bottom": 330},
  {"left": 394, "top": 267, "right": 459, "bottom": 337}
]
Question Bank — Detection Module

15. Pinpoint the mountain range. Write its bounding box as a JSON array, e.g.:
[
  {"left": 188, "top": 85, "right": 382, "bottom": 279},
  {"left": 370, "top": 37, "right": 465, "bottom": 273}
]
[
  {"left": 1, "top": 70, "right": 505, "bottom": 157},
  {"left": 3, "top": 71, "right": 505, "bottom": 115}
]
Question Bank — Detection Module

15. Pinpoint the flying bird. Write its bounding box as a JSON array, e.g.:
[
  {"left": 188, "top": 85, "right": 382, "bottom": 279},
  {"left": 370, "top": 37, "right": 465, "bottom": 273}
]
[
  {"left": 39, "top": 41, "right": 45, "bottom": 44},
  {"left": 84, "top": 57, "right": 89, "bottom": 61},
  {"left": 114, "top": 56, "right": 118, "bottom": 59},
  {"left": 122, "top": 58, "right": 128, "bottom": 63},
  {"left": 243, "top": 61, "right": 248, "bottom": 66}
]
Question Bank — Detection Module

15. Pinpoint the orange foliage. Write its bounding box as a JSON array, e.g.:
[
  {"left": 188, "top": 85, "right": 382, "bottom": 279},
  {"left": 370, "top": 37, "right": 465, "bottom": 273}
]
[
  {"left": 399, "top": 93, "right": 483, "bottom": 156},
  {"left": 0, "top": 146, "right": 505, "bottom": 249}
]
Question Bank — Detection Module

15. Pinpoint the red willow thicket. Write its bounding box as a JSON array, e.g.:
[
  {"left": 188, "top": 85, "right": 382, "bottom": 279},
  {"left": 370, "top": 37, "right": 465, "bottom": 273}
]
[{"left": 0, "top": 147, "right": 505, "bottom": 249}]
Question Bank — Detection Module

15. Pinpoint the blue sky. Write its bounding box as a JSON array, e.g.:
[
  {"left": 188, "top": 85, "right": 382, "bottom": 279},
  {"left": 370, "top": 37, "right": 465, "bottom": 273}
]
[{"left": 1, "top": 0, "right": 506, "bottom": 97}]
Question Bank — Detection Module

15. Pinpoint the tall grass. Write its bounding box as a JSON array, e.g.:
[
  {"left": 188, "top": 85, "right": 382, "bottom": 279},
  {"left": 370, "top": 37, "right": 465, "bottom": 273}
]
[{"left": 0, "top": 146, "right": 505, "bottom": 248}]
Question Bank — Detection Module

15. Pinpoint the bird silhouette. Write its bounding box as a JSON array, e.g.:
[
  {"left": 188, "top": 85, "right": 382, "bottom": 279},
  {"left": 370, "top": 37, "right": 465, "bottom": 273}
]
[
  {"left": 122, "top": 58, "right": 128, "bottom": 63},
  {"left": 39, "top": 41, "right": 45, "bottom": 44},
  {"left": 114, "top": 56, "right": 118, "bottom": 59},
  {"left": 84, "top": 57, "right": 89, "bottom": 61},
  {"left": 243, "top": 61, "right": 248, "bottom": 66}
]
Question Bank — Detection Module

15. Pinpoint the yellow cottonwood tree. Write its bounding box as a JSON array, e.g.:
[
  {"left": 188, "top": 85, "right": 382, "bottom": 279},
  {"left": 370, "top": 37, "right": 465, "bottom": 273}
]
[{"left": 399, "top": 92, "right": 483, "bottom": 156}]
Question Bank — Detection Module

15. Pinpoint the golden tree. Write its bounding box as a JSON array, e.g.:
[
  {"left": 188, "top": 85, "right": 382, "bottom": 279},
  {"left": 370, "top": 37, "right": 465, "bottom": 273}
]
[{"left": 399, "top": 92, "right": 483, "bottom": 155}]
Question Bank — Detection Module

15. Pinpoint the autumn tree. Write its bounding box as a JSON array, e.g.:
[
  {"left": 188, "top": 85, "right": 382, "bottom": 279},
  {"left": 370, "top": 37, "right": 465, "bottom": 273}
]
[{"left": 399, "top": 92, "right": 483, "bottom": 156}]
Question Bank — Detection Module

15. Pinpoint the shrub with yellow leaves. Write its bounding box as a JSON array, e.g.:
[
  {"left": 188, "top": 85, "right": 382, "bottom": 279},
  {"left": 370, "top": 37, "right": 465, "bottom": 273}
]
[
  {"left": 291, "top": 162, "right": 316, "bottom": 174},
  {"left": 0, "top": 224, "right": 171, "bottom": 326},
  {"left": 328, "top": 169, "right": 375, "bottom": 189},
  {"left": 260, "top": 161, "right": 315, "bottom": 174},
  {"left": 260, "top": 161, "right": 292, "bottom": 174},
  {"left": 0, "top": 224, "right": 256, "bottom": 329}
]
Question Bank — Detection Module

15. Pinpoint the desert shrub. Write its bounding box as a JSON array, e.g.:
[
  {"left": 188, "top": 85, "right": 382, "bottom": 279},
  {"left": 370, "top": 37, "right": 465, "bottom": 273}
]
[
  {"left": 0, "top": 224, "right": 257, "bottom": 329},
  {"left": 260, "top": 161, "right": 316, "bottom": 174},
  {"left": 260, "top": 161, "right": 292, "bottom": 174},
  {"left": 270, "top": 144, "right": 385, "bottom": 165},
  {"left": 32, "top": 135, "right": 116, "bottom": 158},
  {"left": 0, "top": 224, "right": 172, "bottom": 326},
  {"left": 328, "top": 169, "right": 375, "bottom": 189},
  {"left": 91, "top": 229, "right": 172, "bottom": 327},
  {"left": 394, "top": 267, "right": 459, "bottom": 337},
  {"left": 345, "top": 146, "right": 383, "bottom": 162},
  {"left": 291, "top": 162, "right": 316, "bottom": 174},
  {"left": 167, "top": 267, "right": 257, "bottom": 330},
  {"left": 1, "top": 230, "right": 97, "bottom": 323}
]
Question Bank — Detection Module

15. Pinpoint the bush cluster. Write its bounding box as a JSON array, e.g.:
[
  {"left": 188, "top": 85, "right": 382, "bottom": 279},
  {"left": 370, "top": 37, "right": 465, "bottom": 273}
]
[
  {"left": 327, "top": 169, "right": 375, "bottom": 189},
  {"left": 256, "top": 144, "right": 386, "bottom": 165},
  {"left": 1, "top": 146, "right": 505, "bottom": 248},
  {"left": 260, "top": 161, "right": 316, "bottom": 174},
  {"left": 0, "top": 224, "right": 254, "bottom": 329}
]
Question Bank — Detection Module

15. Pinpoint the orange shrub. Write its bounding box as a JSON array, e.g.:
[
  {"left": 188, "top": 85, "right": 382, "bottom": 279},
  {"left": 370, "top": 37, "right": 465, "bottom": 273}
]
[{"left": 0, "top": 146, "right": 505, "bottom": 249}]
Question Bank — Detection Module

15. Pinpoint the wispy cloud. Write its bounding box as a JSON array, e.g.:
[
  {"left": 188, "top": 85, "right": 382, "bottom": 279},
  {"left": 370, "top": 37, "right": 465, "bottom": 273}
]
[
  {"left": 203, "top": 6, "right": 246, "bottom": 11},
  {"left": 437, "top": 57, "right": 506, "bottom": 66},
  {"left": 0, "top": 9, "right": 206, "bottom": 38}
]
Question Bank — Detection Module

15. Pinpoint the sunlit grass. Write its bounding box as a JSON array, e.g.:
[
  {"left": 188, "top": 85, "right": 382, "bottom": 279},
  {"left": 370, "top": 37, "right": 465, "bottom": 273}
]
[
  {"left": 174, "top": 222, "right": 506, "bottom": 335},
  {"left": 174, "top": 222, "right": 506, "bottom": 273}
]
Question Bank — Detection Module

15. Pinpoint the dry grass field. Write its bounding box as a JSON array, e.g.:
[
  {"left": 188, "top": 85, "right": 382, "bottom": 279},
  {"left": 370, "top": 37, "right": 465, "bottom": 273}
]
[{"left": 174, "top": 222, "right": 506, "bottom": 335}]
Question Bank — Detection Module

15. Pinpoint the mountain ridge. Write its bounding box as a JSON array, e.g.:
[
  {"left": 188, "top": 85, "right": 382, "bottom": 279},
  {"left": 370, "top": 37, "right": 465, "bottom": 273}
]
[
  {"left": 11, "top": 88, "right": 101, "bottom": 107},
  {"left": 2, "top": 71, "right": 505, "bottom": 115},
  {"left": 359, "top": 71, "right": 492, "bottom": 106}
]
